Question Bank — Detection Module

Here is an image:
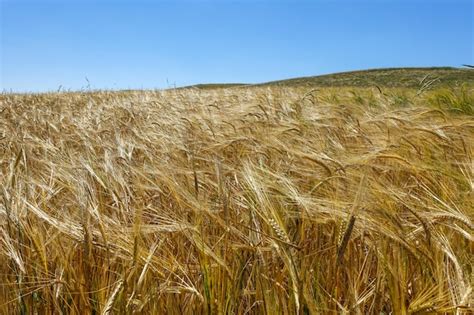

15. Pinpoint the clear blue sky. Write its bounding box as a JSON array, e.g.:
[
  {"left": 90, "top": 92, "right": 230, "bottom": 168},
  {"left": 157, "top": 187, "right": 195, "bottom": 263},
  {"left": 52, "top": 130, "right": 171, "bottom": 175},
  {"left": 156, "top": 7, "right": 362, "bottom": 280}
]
[{"left": 1, "top": 0, "right": 472, "bottom": 92}]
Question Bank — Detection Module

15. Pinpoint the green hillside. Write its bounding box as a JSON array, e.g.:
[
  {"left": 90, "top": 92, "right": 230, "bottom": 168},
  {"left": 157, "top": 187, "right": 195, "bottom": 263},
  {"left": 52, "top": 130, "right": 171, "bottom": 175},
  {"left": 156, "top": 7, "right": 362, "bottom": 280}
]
[
  {"left": 259, "top": 67, "right": 474, "bottom": 88},
  {"left": 183, "top": 67, "right": 474, "bottom": 89}
]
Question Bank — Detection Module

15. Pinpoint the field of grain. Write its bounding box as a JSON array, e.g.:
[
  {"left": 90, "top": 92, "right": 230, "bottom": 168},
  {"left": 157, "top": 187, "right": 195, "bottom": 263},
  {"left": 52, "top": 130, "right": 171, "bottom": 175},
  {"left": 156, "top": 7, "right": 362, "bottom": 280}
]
[{"left": 0, "top": 85, "right": 473, "bottom": 314}]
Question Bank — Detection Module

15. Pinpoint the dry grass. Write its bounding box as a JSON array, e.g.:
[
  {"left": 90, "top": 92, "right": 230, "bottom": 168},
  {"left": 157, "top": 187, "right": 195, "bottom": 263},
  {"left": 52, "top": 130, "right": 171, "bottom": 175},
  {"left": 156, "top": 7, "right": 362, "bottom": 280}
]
[{"left": 0, "top": 85, "right": 473, "bottom": 314}]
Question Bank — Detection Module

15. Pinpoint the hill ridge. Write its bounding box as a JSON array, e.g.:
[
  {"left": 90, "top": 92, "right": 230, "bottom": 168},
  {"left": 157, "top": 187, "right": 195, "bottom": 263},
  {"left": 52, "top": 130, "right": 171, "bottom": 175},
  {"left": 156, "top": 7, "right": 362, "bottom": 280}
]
[{"left": 183, "top": 66, "right": 473, "bottom": 89}]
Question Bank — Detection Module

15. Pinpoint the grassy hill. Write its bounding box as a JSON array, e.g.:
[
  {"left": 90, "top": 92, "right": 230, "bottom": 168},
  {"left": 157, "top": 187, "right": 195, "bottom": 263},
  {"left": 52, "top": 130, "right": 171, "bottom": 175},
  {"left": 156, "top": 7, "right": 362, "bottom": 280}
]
[{"left": 184, "top": 67, "right": 474, "bottom": 89}]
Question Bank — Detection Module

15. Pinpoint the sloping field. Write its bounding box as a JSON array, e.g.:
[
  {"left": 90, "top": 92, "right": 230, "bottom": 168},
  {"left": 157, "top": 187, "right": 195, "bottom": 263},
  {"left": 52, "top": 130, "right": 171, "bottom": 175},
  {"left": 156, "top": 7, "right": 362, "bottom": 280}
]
[
  {"left": 184, "top": 67, "right": 474, "bottom": 90},
  {"left": 258, "top": 67, "right": 474, "bottom": 89},
  {"left": 0, "top": 85, "right": 473, "bottom": 313}
]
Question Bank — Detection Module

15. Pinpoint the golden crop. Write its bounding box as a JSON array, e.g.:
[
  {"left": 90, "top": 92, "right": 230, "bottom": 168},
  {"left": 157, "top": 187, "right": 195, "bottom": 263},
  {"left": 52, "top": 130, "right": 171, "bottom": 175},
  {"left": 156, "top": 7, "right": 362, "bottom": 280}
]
[{"left": 0, "top": 86, "right": 472, "bottom": 314}]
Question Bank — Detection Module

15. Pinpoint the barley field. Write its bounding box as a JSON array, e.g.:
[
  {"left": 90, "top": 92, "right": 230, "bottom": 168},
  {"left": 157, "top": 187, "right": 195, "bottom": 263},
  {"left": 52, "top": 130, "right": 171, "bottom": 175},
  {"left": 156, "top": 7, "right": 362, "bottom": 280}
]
[{"left": 0, "top": 85, "right": 473, "bottom": 314}]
